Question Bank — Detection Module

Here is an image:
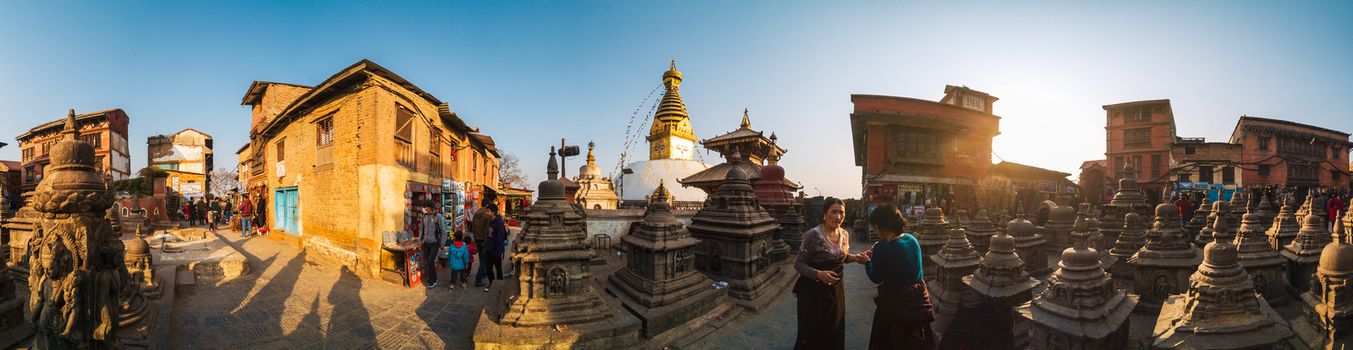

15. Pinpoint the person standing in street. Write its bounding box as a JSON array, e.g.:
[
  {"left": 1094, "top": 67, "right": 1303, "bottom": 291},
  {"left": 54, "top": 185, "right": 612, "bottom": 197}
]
[
  {"left": 447, "top": 232, "right": 471, "bottom": 290},
  {"left": 865, "top": 203, "right": 935, "bottom": 349},
  {"left": 480, "top": 204, "right": 507, "bottom": 292},
  {"left": 238, "top": 196, "right": 254, "bottom": 238},
  {"left": 420, "top": 207, "right": 448, "bottom": 288},
  {"left": 472, "top": 199, "right": 495, "bottom": 287}
]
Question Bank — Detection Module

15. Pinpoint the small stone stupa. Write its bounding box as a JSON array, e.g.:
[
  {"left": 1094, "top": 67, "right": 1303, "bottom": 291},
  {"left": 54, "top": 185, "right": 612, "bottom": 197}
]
[
  {"left": 929, "top": 227, "right": 982, "bottom": 337},
  {"left": 1301, "top": 212, "right": 1353, "bottom": 349},
  {"left": 1042, "top": 203, "right": 1076, "bottom": 253},
  {"left": 475, "top": 148, "right": 639, "bottom": 349},
  {"left": 1128, "top": 202, "right": 1202, "bottom": 312},
  {"left": 778, "top": 203, "right": 806, "bottom": 253},
  {"left": 964, "top": 209, "right": 999, "bottom": 255},
  {"left": 1268, "top": 192, "right": 1301, "bottom": 251},
  {"left": 1195, "top": 200, "right": 1227, "bottom": 247},
  {"left": 1183, "top": 196, "right": 1212, "bottom": 242},
  {"left": 952, "top": 209, "right": 971, "bottom": 229},
  {"left": 687, "top": 167, "right": 791, "bottom": 310},
  {"left": 1282, "top": 201, "right": 1333, "bottom": 295},
  {"left": 1100, "top": 164, "right": 1149, "bottom": 250},
  {"left": 25, "top": 110, "right": 126, "bottom": 349},
  {"left": 1107, "top": 210, "right": 1147, "bottom": 281},
  {"left": 1255, "top": 192, "right": 1276, "bottom": 229},
  {"left": 915, "top": 207, "right": 950, "bottom": 277},
  {"left": 1008, "top": 210, "right": 1050, "bottom": 277},
  {"left": 1233, "top": 205, "right": 1289, "bottom": 306},
  {"left": 124, "top": 226, "right": 162, "bottom": 299},
  {"left": 574, "top": 141, "right": 621, "bottom": 210},
  {"left": 1021, "top": 225, "right": 1136, "bottom": 350},
  {"left": 963, "top": 229, "right": 1040, "bottom": 349},
  {"left": 607, "top": 181, "right": 724, "bottom": 338},
  {"left": 1151, "top": 216, "right": 1294, "bottom": 349}
]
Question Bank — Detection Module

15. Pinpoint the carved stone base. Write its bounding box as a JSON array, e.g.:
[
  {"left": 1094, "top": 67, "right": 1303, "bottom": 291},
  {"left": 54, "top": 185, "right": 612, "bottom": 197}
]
[
  {"left": 475, "top": 284, "right": 642, "bottom": 350},
  {"left": 603, "top": 279, "right": 726, "bottom": 338}
]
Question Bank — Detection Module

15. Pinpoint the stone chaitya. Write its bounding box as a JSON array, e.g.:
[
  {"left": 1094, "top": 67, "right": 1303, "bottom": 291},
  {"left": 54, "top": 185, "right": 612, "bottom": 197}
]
[
  {"left": 1151, "top": 216, "right": 1294, "bottom": 349},
  {"left": 929, "top": 227, "right": 982, "bottom": 339},
  {"left": 25, "top": 111, "right": 125, "bottom": 349},
  {"left": 778, "top": 203, "right": 806, "bottom": 253},
  {"left": 687, "top": 167, "right": 791, "bottom": 310},
  {"left": 1255, "top": 192, "right": 1276, "bottom": 229},
  {"left": 475, "top": 149, "right": 638, "bottom": 349},
  {"left": 1233, "top": 205, "right": 1289, "bottom": 306},
  {"left": 1100, "top": 164, "right": 1149, "bottom": 249},
  {"left": 1228, "top": 190, "right": 1248, "bottom": 223},
  {"left": 1107, "top": 210, "right": 1146, "bottom": 281},
  {"left": 1042, "top": 203, "right": 1076, "bottom": 253},
  {"left": 125, "top": 226, "right": 162, "bottom": 299},
  {"left": 1302, "top": 214, "right": 1353, "bottom": 349},
  {"left": 1084, "top": 205, "right": 1105, "bottom": 253},
  {"left": 952, "top": 209, "right": 971, "bottom": 229},
  {"left": 964, "top": 209, "right": 999, "bottom": 255},
  {"left": 1021, "top": 227, "right": 1136, "bottom": 350},
  {"left": 1128, "top": 202, "right": 1202, "bottom": 312},
  {"left": 574, "top": 142, "right": 621, "bottom": 210},
  {"left": 1195, "top": 200, "right": 1229, "bottom": 247},
  {"left": 1282, "top": 202, "right": 1333, "bottom": 296},
  {"left": 607, "top": 181, "right": 724, "bottom": 338},
  {"left": 963, "top": 230, "right": 1040, "bottom": 349},
  {"left": 1183, "top": 196, "right": 1212, "bottom": 242},
  {"left": 915, "top": 207, "right": 950, "bottom": 277},
  {"left": 1008, "top": 210, "right": 1050, "bottom": 277},
  {"left": 1268, "top": 192, "right": 1301, "bottom": 251}
]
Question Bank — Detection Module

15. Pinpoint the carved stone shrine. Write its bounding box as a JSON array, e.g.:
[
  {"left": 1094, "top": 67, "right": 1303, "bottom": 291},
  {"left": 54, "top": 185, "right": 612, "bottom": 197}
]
[
  {"left": 1183, "top": 196, "right": 1212, "bottom": 242},
  {"left": 751, "top": 153, "right": 797, "bottom": 263},
  {"left": 1099, "top": 164, "right": 1149, "bottom": 250},
  {"left": 1107, "top": 210, "right": 1146, "bottom": 282},
  {"left": 1195, "top": 200, "right": 1226, "bottom": 247},
  {"left": 1021, "top": 226, "right": 1136, "bottom": 350},
  {"left": 1284, "top": 203, "right": 1333, "bottom": 297},
  {"left": 1008, "top": 211, "right": 1050, "bottom": 278},
  {"left": 964, "top": 209, "right": 999, "bottom": 255},
  {"left": 687, "top": 167, "right": 791, "bottom": 311},
  {"left": 607, "top": 182, "right": 724, "bottom": 337},
  {"left": 1233, "top": 206, "right": 1289, "bottom": 306},
  {"left": 1128, "top": 202, "right": 1202, "bottom": 312},
  {"left": 930, "top": 227, "right": 982, "bottom": 338},
  {"left": 963, "top": 230, "right": 1039, "bottom": 349},
  {"left": 1301, "top": 215, "right": 1353, "bottom": 350},
  {"left": 1151, "top": 219, "right": 1294, "bottom": 349},
  {"left": 1042, "top": 203, "right": 1076, "bottom": 253},
  {"left": 915, "top": 207, "right": 950, "bottom": 278},
  {"left": 1268, "top": 192, "right": 1302, "bottom": 251}
]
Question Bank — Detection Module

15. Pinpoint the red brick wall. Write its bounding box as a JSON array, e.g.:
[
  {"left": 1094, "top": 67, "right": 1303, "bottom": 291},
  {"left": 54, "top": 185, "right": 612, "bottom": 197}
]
[{"left": 853, "top": 95, "right": 997, "bottom": 179}]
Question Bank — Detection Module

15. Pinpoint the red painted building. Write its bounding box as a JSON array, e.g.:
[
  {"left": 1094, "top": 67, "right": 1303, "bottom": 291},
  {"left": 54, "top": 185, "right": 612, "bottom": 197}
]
[
  {"left": 850, "top": 86, "right": 1001, "bottom": 209},
  {"left": 1103, "top": 99, "right": 1176, "bottom": 203},
  {"left": 1228, "top": 116, "right": 1351, "bottom": 188},
  {"left": 16, "top": 109, "right": 132, "bottom": 193}
]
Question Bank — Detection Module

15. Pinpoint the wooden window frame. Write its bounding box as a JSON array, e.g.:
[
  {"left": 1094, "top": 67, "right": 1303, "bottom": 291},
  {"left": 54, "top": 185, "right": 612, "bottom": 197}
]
[{"left": 316, "top": 116, "right": 335, "bottom": 166}]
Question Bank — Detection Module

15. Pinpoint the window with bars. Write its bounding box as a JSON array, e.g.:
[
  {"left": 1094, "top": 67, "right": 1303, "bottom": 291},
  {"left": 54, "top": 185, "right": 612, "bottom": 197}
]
[
  {"left": 395, "top": 106, "right": 415, "bottom": 167},
  {"left": 316, "top": 117, "right": 334, "bottom": 166},
  {"left": 429, "top": 128, "right": 442, "bottom": 175},
  {"left": 1124, "top": 128, "right": 1151, "bottom": 149}
]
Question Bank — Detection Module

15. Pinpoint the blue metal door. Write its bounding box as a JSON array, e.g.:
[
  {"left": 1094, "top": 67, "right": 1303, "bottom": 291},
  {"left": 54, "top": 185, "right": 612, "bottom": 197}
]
[{"left": 274, "top": 187, "right": 300, "bottom": 236}]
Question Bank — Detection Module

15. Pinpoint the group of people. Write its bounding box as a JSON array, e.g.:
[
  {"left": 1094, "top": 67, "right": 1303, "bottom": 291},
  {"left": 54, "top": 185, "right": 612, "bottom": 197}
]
[
  {"left": 418, "top": 198, "right": 510, "bottom": 292},
  {"left": 180, "top": 197, "right": 234, "bottom": 233},
  {"left": 795, "top": 198, "right": 936, "bottom": 350},
  {"left": 1171, "top": 185, "right": 1351, "bottom": 230}
]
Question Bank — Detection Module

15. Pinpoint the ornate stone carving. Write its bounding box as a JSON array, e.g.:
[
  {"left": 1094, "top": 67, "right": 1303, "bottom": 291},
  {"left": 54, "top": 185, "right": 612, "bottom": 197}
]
[
  {"left": 1099, "top": 164, "right": 1149, "bottom": 251},
  {"left": 1183, "top": 196, "right": 1212, "bottom": 242},
  {"left": 1021, "top": 223, "right": 1136, "bottom": 350},
  {"left": 124, "top": 227, "right": 160, "bottom": 299},
  {"left": 1303, "top": 213, "right": 1353, "bottom": 349},
  {"left": 964, "top": 209, "right": 999, "bottom": 255},
  {"left": 1233, "top": 206, "right": 1288, "bottom": 306},
  {"left": 1283, "top": 195, "right": 1333, "bottom": 296},
  {"left": 1151, "top": 216, "right": 1294, "bottom": 349},
  {"left": 25, "top": 111, "right": 124, "bottom": 349},
  {"left": 915, "top": 207, "right": 949, "bottom": 278},
  {"left": 930, "top": 227, "right": 981, "bottom": 336},
  {"left": 1269, "top": 191, "right": 1302, "bottom": 251},
  {"left": 1008, "top": 210, "right": 1049, "bottom": 277},
  {"left": 687, "top": 167, "right": 789, "bottom": 310},
  {"left": 1107, "top": 210, "right": 1146, "bottom": 282},
  {"left": 1128, "top": 202, "right": 1202, "bottom": 312},
  {"left": 1042, "top": 203, "right": 1076, "bottom": 253},
  {"left": 963, "top": 229, "right": 1039, "bottom": 348}
]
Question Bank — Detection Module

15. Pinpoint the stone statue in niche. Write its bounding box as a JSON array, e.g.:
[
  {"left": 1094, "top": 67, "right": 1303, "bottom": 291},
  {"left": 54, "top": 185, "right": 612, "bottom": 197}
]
[{"left": 548, "top": 268, "right": 567, "bottom": 296}]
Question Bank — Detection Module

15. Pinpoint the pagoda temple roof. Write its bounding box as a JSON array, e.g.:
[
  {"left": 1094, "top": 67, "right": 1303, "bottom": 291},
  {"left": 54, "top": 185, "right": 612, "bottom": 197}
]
[{"left": 679, "top": 161, "right": 800, "bottom": 190}]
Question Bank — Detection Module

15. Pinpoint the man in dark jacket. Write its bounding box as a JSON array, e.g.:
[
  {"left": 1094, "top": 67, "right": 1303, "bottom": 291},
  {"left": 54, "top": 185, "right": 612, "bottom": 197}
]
[{"left": 476, "top": 203, "right": 507, "bottom": 291}]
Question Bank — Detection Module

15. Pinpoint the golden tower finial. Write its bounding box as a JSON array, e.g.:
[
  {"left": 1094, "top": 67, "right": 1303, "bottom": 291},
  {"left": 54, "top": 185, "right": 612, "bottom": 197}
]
[
  {"left": 663, "top": 60, "right": 682, "bottom": 90},
  {"left": 740, "top": 108, "right": 751, "bottom": 130},
  {"left": 651, "top": 179, "right": 671, "bottom": 204}
]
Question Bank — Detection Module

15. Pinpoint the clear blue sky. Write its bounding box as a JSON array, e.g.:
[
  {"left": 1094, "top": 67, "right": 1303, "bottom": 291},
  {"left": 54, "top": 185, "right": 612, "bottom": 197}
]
[{"left": 2, "top": 1, "right": 1351, "bottom": 198}]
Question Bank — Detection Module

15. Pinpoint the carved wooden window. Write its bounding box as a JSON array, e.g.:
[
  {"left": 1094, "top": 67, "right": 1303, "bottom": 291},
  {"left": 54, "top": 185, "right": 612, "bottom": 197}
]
[
  {"left": 429, "top": 127, "right": 442, "bottom": 175},
  {"left": 275, "top": 138, "right": 285, "bottom": 162},
  {"left": 21, "top": 147, "right": 32, "bottom": 162},
  {"left": 79, "top": 134, "right": 101, "bottom": 149},
  {"left": 394, "top": 105, "right": 415, "bottom": 168},
  {"left": 1150, "top": 154, "right": 1161, "bottom": 178},
  {"left": 315, "top": 116, "right": 334, "bottom": 166},
  {"left": 1124, "top": 128, "right": 1151, "bottom": 149},
  {"left": 891, "top": 129, "right": 938, "bottom": 162}
]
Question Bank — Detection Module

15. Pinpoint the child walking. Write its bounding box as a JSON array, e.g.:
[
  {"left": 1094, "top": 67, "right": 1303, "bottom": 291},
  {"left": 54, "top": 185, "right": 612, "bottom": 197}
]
[
  {"left": 447, "top": 233, "right": 471, "bottom": 290},
  {"left": 464, "top": 236, "right": 478, "bottom": 289},
  {"left": 206, "top": 206, "right": 218, "bottom": 232}
]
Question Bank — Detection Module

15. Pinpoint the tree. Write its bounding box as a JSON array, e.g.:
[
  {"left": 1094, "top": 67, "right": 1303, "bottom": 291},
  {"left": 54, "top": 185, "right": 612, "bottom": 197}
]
[
  {"left": 498, "top": 152, "right": 528, "bottom": 189},
  {"left": 209, "top": 167, "right": 241, "bottom": 199}
]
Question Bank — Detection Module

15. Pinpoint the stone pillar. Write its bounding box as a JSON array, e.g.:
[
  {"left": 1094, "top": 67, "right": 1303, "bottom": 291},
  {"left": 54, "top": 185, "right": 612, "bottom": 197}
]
[
  {"left": 25, "top": 110, "right": 122, "bottom": 349},
  {"left": 1151, "top": 221, "right": 1294, "bottom": 349},
  {"left": 1128, "top": 202, "right": 1202, "bottom": 313},
  {"left": 1020, "top": 227, "right": 1136, "bottom": 350}
]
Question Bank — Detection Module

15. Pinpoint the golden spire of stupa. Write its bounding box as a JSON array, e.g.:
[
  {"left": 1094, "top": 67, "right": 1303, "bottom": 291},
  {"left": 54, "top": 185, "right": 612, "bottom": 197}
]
[{"left": 740, "top": 108, "right": 751, "bottom": 130}]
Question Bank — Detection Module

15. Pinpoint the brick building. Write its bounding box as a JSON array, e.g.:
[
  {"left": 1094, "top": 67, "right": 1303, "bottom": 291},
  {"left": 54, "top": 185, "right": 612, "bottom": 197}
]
[
  {"left": 1103, "top": 99, "right": 1176, "bottom": 203},
  {"left": 148, "top": 128, "right": 214, "bottom": 198},
  {"left": 979, "top": 161, "right": 1078, "bottom": 214},
  {"left": 239, "top": 59, "right": 501, "bottom": 279},
  {"left": 1166, "top": 137, "right": 1242, "bottom": 200},
  {"left": 850, "top": 85, "right": 1000, "bottom": 209},
  {"left": 16, "top": 109, "right": 131, "bottom": 192},
  {"left": 1228, "top": 116, "right": 1351, "bottom": 188}
]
